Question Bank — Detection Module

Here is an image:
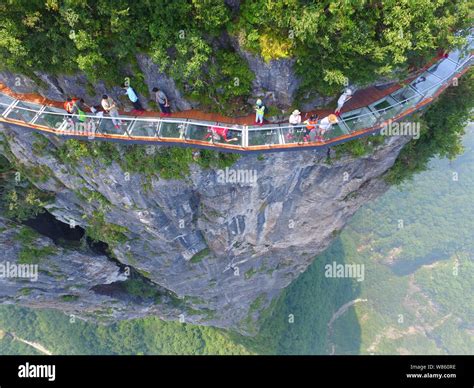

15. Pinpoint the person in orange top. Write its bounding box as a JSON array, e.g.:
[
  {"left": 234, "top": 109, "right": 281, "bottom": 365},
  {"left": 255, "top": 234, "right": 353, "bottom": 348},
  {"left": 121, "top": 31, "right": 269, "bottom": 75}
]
[
  {"left": 64, "top": 97, "right": 77, "bottom": 114},
  {"left": 64, "top": 97, "right": 79, "bottom": 123},
  {"left": 303, "top": 114, "right": 319, "bottom": 142}
]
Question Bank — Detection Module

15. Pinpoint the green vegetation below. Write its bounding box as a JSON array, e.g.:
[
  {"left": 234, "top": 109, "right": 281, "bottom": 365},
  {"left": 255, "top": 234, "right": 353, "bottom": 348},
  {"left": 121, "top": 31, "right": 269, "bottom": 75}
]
[
  {"left": 15, "top": 226, "right": 57, "bottom": 264},
  {"left": 0, "top": 306, "right": 250, "bottom": 355},
  {"left": 189, "top": 247, "right": 210, "bottom": 264},
  {"left": 55, "top": 140, "right": 240, "bottom": 181},
  {"left": 85, "top": 210, "right": 128, "bottom": 249}
]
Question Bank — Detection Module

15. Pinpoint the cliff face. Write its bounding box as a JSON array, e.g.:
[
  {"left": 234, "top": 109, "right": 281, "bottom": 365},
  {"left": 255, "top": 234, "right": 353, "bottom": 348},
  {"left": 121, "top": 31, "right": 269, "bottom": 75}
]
[
  {"left": 0, "top": 39, "right": 307, "bottom": 112},
  {"left": 0, "top": 119, "right": 410, "bottom": 333},
  {"left": 0, "top": 58, "right": 193, "bottom": 113}
]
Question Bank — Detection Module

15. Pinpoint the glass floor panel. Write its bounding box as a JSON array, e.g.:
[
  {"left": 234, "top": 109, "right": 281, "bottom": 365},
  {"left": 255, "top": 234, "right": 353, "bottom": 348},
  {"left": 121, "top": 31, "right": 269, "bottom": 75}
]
[
  {"left": 340, "top": 107, "right": 377, "bottom": 132},
  {"left": 5, "top": 101, "right": 40, "bottom": 122},
  {"left": 35, "top": 106, "right": 66, "bottom": 129},
  {"left": 368, "top": 95, "right": 404, "bottom": 121},
  {"left": 427, "top": 59, "right": 458, "bottom": 80},
  {"left": 97, "top": 115, "right": 133, "bottom": 135},
  {"left": 130, "top": 120, "right": 159, "bottom": 137},
  {"left": 410, "top": 71, "right": 443, "bottom": 98},
  {"left": 281, "top": 125, "right": 308, "bottom": 144},
  {"left": 248, "top": 126, "right": 281, "bottom": 146},
  {"left": 0, "top": 94, "right": 15, "bottom": 115},
  {"left": 159, "top": 120, "right": 187, "bottom": 139},
  {"left": 447, "top": 35, "right": 473, "bottom": 66},
  {"left": 209, "top": 126, "right": 242, "bottom": 145},
  {"left": 186, "top": 121, "right": 217, "bottom": 141},
  {"left": 322, "top": 122, "right": 351, "bottom": 141},
  {"left": 390, "top": 86, "right": 424, "bottom": 111}
]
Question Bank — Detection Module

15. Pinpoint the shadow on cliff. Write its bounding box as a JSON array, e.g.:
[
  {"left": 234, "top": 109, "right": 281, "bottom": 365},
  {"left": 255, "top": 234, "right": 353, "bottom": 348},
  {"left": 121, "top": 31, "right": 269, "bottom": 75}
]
[{"left": 232, "top": 237, "right": 363, "bottom": 355}]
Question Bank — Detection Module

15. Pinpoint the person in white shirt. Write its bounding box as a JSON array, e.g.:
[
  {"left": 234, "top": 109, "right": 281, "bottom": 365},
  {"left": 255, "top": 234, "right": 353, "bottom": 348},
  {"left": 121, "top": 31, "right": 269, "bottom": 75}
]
[
  {"left": 318, "top": 114, "right": 338, "bottom": 139},
  {"left": 289, "top": 109, "right": 302, "bottom": 126},
  {"left": 335, "top": 88, "right": 353, "bottom": 114},
  {"left": 101, "top": 95, "right": 122, "bottom": 129}
]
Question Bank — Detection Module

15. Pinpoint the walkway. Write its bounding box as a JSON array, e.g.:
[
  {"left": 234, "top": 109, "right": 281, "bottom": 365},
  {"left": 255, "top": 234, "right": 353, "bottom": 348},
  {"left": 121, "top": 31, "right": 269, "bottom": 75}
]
[{"left": 0, "top": 42, "right": 472, "bottom": 153}]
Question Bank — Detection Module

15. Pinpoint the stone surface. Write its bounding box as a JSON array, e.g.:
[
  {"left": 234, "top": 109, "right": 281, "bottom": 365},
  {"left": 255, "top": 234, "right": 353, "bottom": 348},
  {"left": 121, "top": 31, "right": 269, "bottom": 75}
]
[
  {"left": 0, "top": 52, "right": 195, "bottom": 112},
  {"left": 230, "top": 37, "right": 300, "bottom": 109},
  {"left": 0, "top": 120, "right": 410, "bottom": 334},
  {"left": 135, "top": 54, "right": 194, "bottom": 111}
]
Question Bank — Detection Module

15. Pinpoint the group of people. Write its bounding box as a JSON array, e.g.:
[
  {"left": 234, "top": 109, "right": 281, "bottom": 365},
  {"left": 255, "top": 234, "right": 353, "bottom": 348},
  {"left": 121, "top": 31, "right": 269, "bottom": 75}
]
[
  {"left": 250, "top": 87, "right": 353, "bottom": 143},
  {"left": 63, "top": 85, "right": 172, "bottom": 129},
  {"left": 121, "top": 84, "right": 172, "bottom": 115},
  {"left": 63, "top": 84, "right": 354, "bottom": 144},
  {"left": 287, "top": 111, "right": 339, "bottom": 143},
  {"left": 285, "top": 87, "right": 353, "bottom": 143}
]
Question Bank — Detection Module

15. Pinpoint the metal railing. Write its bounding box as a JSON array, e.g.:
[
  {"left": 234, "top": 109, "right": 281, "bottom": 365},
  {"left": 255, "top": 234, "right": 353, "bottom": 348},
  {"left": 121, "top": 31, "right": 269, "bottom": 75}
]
[{"left": 0, "top": 44, "right": 472, "bottom": 152}]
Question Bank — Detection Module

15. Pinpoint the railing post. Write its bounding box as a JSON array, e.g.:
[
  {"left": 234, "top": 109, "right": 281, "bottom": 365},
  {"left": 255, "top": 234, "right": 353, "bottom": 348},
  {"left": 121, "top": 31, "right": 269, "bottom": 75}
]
[
  {"left": 2, "top": 99, "right": 19, "bottom": 118},
  {"left": 123, "top": 119, "right": 134, "bottom": 138},
  {"left": 180, "top": 119, "right": 189, "bottom": 140},
  {"left": 30, "top": 105, "right": 46, "bottom": 125},
  {"left": 126, "top": 119, "right": 138, "bottom": 137},
  {"left": 278, "top": 125, "right": 285, "bottom": 145},
  {"left": 154, "top": 120, "right": 162, "bottom": 138},
  {"left": 243, "top": 125, "right": 248, "bottom": 148}
]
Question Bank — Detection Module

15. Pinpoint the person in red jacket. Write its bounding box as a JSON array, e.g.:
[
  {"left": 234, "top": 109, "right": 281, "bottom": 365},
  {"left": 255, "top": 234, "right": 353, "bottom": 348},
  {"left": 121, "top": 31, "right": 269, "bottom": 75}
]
[
  {"left": 64, "top": 97, "right": 79, "bottom": 124},
  {"left": 64, "top": 97, "right": 77, "bottom": 114},
  {"left": 204, "top": 126, "right": 239, "bottom": 143}
]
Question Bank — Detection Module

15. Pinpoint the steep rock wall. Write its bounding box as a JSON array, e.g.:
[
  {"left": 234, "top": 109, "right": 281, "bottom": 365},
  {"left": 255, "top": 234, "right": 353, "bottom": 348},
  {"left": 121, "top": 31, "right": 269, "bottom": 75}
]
[{"left": 0, "top": 121, "right": 410, "bottom": 333}]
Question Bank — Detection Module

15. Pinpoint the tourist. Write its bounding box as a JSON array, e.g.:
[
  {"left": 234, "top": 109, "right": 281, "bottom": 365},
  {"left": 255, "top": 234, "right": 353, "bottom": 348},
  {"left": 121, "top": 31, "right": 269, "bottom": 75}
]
[
  {"left": 255, "top": 99, "right": 265, "bottom": 125},
  {"left": 63, "top": 97, "right": 78, "bottom": 124},
  {"left": 335, "top": 88, "right": 353, "bottom": 115},
  {"left": 152, "top": 87, "right": 171, "bottom": 116},
  {"left": 122, "top": 84, "right": 144, "bottom": 112},
  {"left": 101, "top": 94, "right": 122, "bottom": 129},
  {"left": 303, "top": 114, "right": 319, "bottom": 142},
  {"left": 71, "top": 98, "right": 87, "bottom": 122},
  {"left": 289, "top": 109, "right": 302, "bottom": 126},
  {"left": 318, "top": 114, "right": 338, "bottom": 140},
  {"left": 205, "top": 126, "right": 239, "bottom": 143}
]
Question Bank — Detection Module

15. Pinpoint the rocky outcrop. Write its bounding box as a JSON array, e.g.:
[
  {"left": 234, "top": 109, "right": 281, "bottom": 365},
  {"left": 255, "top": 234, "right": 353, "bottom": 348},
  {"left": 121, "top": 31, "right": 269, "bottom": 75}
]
[
  {"left": 230, "top": 38, "right": 300, "bottom": 109},
  {"left": 0, "top": 39, "right": 305, "bottom": 112},
  {"left": 0, "top": 213, "right": 190, "bottom": 323},
  {"left": 0, "top": 52, "right": 195, "bottom": 112},
  {"left": 0, "top": 70, "right": 122, "bottom": 108},
  {"left": 135, "top": 54, "right": 194, "bottom": 111},
  {"left": 0, "top": 120, "right": 410, "bottom": 334}
]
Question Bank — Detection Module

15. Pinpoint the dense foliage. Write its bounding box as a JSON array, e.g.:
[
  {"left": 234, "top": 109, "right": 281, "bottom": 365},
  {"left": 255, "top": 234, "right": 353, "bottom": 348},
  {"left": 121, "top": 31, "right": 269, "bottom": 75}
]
[
  {"left": 0, "top": 305, "right": 251, "bottom": 355},
  {"left": 53, "top": 139, "right": 240, "bottom": 181},
  {"left": 0, "top": 0, "right": 253, "bottom": 113},
  {"left": 0, "top": 1, "right": 470, "bottom": 111},
  {"left": 0, "top": 0, "right": 472, "bottom": 357},
  {"left": 233, "top": 0, "right": 470, "bottom": 99}
]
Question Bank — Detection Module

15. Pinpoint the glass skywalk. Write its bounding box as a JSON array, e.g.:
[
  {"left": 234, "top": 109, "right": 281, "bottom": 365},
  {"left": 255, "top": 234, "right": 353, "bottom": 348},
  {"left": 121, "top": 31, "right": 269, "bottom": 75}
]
[{"left": 0, "top": 40, "right": 471, "bottom": 152}]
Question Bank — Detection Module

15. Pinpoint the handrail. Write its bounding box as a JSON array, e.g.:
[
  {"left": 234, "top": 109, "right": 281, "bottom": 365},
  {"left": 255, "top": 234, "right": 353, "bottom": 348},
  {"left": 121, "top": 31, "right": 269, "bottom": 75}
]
[
  {"left": 0, "top": 44, "right": 472, "bottom": 152},
  {"left": 0, "top": 56, "right": 470, "bottom": 129}
]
